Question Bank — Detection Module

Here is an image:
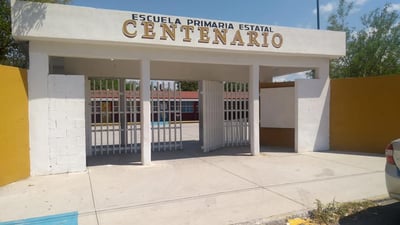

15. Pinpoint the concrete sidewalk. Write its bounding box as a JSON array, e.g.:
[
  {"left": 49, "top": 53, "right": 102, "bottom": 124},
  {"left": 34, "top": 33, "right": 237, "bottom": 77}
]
[{"left": 0, "top": 147, "right": 387, "bottom": 225}]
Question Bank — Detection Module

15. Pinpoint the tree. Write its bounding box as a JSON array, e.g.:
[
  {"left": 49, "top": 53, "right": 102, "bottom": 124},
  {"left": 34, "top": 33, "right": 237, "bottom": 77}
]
[
  {"left": 305, "top": 69, "right": 316, "bottom": 79},
  {"left": 0, "top": 0, "right": 15, "bottom": 66},
  {"left": 348, "top": 4, "right": 400, "bottom": 77},
  {"left": 327, "top": 0, "right": 354, "bottom": 34},
  {"left": 177, "top": 81, "right": 198, "bottom": 91},
  {"left": 0, "top": 0, "right": 71, "bottom": 68},
  {"left": 224, "top": 82, "right": 248, "bottom": 91},
  {"left": 327, "top": 0, "right": 354, "bottom": 78},
  {"left": 328, "top": 2, "right": 400, "bottom": 78}
]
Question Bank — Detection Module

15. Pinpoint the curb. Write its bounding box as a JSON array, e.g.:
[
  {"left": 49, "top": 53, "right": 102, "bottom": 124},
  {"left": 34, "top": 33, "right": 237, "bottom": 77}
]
[{"left": 233, "top": 196, "right": 392, "bottom": 225}]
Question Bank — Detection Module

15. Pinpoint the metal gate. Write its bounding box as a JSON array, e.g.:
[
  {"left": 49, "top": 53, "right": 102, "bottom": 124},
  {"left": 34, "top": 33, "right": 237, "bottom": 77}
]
[
  {"left": 200, "top": 81, "right": 224, "bottom": 152},
  {"left": 89, "top": 78, "right": 182, "bottom": 155},
  {"left": 150, "top": 81, "right": 183, "bottom": 151},
  {"left": 223, "top": 82, "right": 249, "bottom": 146}
]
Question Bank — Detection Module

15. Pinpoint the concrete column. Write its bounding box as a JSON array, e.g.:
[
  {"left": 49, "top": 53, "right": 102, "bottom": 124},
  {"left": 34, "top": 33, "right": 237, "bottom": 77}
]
[
  {"left": 140, "top": 59, "right": 151, "bottom": 165},
  {"left": 198, "top": 81, "right": 204, "bottom": 146},
  {"left": 249, "top": 64, "right": 260, "bottom": 155},
  {"left": 295, "top": 60, "right": 330, "bottom": 152},
  {"left": 28, "top": 51, "right": 50, "bottom": 175},
  {"left": 85, "top": 76, "right": 92, "bottom": 157}
]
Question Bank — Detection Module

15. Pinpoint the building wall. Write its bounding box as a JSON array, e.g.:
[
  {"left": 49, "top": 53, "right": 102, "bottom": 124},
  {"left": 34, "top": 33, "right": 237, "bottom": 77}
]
[
  {"left": 260, "top": 85, "right": 295, "bottom": 128},
  {"left": 259, "top": 82, "right": 295, "bottom": 148},
  {"left": 48, "top": 75, "right": 86, "bottom": 173},
  {"left": 258, "top": 61, "right": 330, "bottom": 152},
  {"left": 28, "top": 38, "right": 334, "bottom": 156},
  {"left": 29, "top": 48, "right": 86, "bottom": 175},
  {"left": 295, "top": 62, "right": 330, "bottom": 152},
  {"left": 28, "top": 52, "right": 50, "bottom": 175},
  {"left": 330, "top": 75, "right": 400, "bottom": 154},
  {"left": 0, "top": 65, "right": 30, "bottom": 186}
]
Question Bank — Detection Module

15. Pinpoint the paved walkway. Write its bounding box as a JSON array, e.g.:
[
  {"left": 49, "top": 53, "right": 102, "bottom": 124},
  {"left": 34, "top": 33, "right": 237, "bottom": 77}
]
[{"left": 0, "top": 146, "right": 387, "bottom": 225}]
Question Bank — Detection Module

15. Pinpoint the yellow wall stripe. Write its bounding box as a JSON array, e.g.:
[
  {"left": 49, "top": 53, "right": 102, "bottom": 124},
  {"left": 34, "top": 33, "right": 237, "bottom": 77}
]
[{"left": 0, "top": 65, "right": 30, "bottom": 186}]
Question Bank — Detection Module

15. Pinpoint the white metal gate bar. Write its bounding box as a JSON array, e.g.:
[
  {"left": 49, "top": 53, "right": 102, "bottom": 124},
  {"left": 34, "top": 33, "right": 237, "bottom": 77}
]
[
  {"left": 224, "top": 82, "right": 249, "bottom": 147},
  {"left": 90, "top": 78, "right": 141, "bottom": 155},
  {"left": 90, "top": 79, "right": 183, "bottom": 155},
  {"left": 125, "top": 80, "right": 140, "bottom": 153},
  {"left": 150, "top": 81, "right": 183, "bottom": 151},
  {"left": 90, "top": 78, "right": 122, "bottom": 155},
  {"left": 200, "top": 80, "right": 224, "bottom": 152}
]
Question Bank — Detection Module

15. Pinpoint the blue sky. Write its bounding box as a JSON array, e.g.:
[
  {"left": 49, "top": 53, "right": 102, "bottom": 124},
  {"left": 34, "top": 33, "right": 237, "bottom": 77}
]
[{"left": 72, "top": 0, "right": 400, "bottom": 30}]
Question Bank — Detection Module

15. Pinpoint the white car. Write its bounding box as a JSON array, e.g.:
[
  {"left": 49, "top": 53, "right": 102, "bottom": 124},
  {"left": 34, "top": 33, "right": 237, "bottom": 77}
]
[{"left": 385, "top": 139, "right": 400, "bottom": 200}]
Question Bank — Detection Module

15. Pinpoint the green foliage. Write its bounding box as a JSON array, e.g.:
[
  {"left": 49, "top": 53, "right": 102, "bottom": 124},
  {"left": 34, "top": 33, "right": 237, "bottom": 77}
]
[
  {"left": 177, "top": 81, "right": 248, "bottom": 92},
  {"left": 312, "top": 199, "right": 341, "bottom": 225},
  {"left": 90, "top": 79, "right": 120, "bottom": 91},
  {"left": 125, "top": 80, "right": 139, "bottom": 91},
  {"left": 311, "top": 199, "right": 375, "bottom": 225},
  {"left": 305, "top": 69, "right": 316, "bottom": 79},
  {"left": 350, "top": 4, "right": 400, "bottom": 77},
  {"left": 327, "top": 0, "right": 354, "bottom": 36},
  {"left": 328, "top": 2, "right": 400, "bottom": 78},
  {"left": 0, "top": 0, "right": 71, "bottom": 68},
  {"left": 224, "top": 82, "right": 248, "bottom": 91},
  {"left": 178, "top": 81, "right": 198, "bottom": 91},
  {"left": 0, "top": 0, "right": 13, "bottom": 66}
]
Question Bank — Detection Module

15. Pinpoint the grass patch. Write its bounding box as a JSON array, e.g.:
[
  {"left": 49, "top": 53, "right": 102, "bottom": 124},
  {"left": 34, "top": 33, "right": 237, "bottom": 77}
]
[{"left": 287, "top": 199, "right": 376, "bottom": 225}]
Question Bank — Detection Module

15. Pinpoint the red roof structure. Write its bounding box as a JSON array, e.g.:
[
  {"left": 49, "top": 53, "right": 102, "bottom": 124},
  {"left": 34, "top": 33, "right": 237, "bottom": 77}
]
[{"left": 90, "top": 90, "right": 247, "bottom": 100}]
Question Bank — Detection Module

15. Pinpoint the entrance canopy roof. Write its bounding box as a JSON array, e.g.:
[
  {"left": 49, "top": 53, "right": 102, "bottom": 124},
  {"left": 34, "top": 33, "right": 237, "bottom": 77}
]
[
  {"left": 11, "top": 0, "right": 345, "bottom": 59},
  {"left": 53, "top": 57, "right": 312, "bottom": 82}
]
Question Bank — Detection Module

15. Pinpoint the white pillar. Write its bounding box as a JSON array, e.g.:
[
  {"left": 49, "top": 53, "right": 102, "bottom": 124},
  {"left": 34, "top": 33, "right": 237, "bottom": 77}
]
[
  {"left": 85, "top": 76, "right": 92, "bottom": 157},
  {"left": 140, "top": 59, "right": 151, "bottom": 165},
  {"left": 29, "top": 51, "right": 50, "bottom": 175},
  {"left": 295, "top": 60, "right": 330, "bottom": 152},
  {"left": 249, "top": 64, "right": 260, "bottom": 155}
]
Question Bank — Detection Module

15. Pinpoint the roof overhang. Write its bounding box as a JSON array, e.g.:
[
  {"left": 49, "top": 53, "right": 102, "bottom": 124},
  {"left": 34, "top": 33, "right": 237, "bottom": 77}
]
[{"left": 11, "top": 0, "right": 346, "bottom": 59}]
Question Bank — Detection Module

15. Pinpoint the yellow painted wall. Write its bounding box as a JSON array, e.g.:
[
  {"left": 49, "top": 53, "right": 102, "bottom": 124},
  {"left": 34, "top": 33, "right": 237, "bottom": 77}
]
[
  {"left": 330, "top": 75, "right": 400, "bottom": 154},
  {"left": 0, "top": 65, "right": 30, "bottom": 186}
]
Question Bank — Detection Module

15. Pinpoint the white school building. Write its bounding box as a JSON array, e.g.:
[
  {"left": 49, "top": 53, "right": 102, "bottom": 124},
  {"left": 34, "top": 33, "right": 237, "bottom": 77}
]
[{"left": 11, "top": 0, "right": 345, "bottom": 175}]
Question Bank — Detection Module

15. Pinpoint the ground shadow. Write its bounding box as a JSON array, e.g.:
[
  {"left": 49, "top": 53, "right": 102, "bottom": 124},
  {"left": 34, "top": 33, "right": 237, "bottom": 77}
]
[
  {"left": 316, "top": 150, "right": 385, "bottom": 158},
  {"left": 260, "top": 145, "right": 294, "bottom": 153},
  {"left": 87, "top": 141, "right": 297, "bottom": 167},
  {"left": 86, "top": 141, "right": 282, "bottom": 167},
  {"left": 87, "top": 141, "right": 199, "bottom": 166},
  {"left": 339, "top": 200, "right": 400, "bottom": 225}
]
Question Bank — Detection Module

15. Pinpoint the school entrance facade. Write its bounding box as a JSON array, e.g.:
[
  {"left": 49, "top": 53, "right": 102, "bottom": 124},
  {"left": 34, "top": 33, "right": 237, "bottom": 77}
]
[{"left": 11, "top": 1, "right": 345, "bottom": 175}]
